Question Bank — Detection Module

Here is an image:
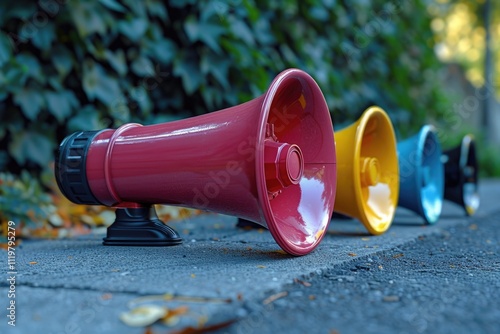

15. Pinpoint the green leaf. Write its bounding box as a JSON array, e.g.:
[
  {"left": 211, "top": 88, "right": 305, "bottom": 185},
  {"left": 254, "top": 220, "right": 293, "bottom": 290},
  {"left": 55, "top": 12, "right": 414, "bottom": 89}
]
[
  {"left": 144, "top": 38, "right": 176, "bottom": 64},
  {"left": 32, "top": 22, "right": 56, "bottom": 50},
  {"left": 51, "top": 45, "right": 74, "bottom": 79},
  {"left": 83, "top": 60, "right": 123, "bottom": 107},
  {"left": 173, "top": 55, "right": 201, "bottom": 95},
  {"left": 122, "top": 0, "right": 147, "bottom": 17},
  {"left": 130, "top": 86, "right": 152, "bottom": 116},
  {"left": 99, "top": 0, "right": 127, "bottom": 12},
  {"left": 131, "top": 56, "right": 155, "bottom": 76},
  {"left": 16, "top": 53, "right": 44, "bottom": 83},
  {"left": 45, "top": 90, "right": 79, "bottom": 122},
  {"left": 67, "top": 105, "right": 104, "bottom": 132},
  {"left": 71, "top": 2, "right": 108, "bottom": 37},
  {"left": 2, "top": 4, "right": 37, "bottom": 20},
  {"left": 9, "top": 131, "right": 53, "bottom": 167},
  {"left": 184, "top": 18, "right": 225, "bottom": 53},
  {"left": 104, "top": 49, "right": 127, "bottom": 76},
  {"left": 309, "top": 5, "right": 329, "bottom": 21},
  {"left": 13, "top": 89, "right": 45, "bottom": 120},
  {"left": 200, "top": 53, "right": 230, "bottom": 90},
  {"left": 228, "top": 17, "right": 255, "bottom": 46},
  {"left": 110, "top": 100, "right": 130, "bottom": 124},
  {"left": 169, "top": 0, "right": 197, "bottom": 8},
  {"left": 145, "top": 0, "right": 168, "bottom": 21},
  {"left": 0, "top": 31, "right": 13, "bottom": 67},
  {"left": 118, "top": 18, "right": 148, "bottom": 42}
]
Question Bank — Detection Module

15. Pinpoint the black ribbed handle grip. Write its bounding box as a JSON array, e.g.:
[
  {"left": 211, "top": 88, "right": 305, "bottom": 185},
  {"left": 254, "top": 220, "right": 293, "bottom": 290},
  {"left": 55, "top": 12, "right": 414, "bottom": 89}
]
[{"left": 55, "top": 131, "right": 101, "bottom": 205}]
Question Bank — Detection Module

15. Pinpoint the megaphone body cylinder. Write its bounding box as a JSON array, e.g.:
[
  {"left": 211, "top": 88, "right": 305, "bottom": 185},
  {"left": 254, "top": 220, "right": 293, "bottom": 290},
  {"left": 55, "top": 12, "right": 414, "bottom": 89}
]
[{"left": 86, "top": 98, "right": 265, "bottom": 222}]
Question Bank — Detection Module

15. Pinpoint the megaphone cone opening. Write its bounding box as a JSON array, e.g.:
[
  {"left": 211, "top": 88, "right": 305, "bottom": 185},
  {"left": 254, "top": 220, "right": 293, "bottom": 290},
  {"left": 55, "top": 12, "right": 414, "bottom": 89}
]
[
  {"left": 398, "top": 125, "right": 445, "bottom": 224},
  {"left": 334, "top": 106, "right": 399, "bottom": 235},
  {"left": 443, "top": 134, "right": 480, "bottom": 215},
  {"left": 421, "top": 126, "right": 444, "bottom": 223},
  {"left": 461, "top": 135, "right": 480, "bottom": 215},
  {"left": 256, "top": 69, "right": 337, "bottom": 256}
]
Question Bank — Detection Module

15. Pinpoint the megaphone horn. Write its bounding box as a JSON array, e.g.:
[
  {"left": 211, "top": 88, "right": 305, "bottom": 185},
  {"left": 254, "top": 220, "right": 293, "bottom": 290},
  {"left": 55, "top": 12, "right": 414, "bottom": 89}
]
[
  {"left": 397, "top": 125, "right": 444, "bottom": 224},
  {"left": 441, "top": 134, "right": 480, "bottom": 215},
  {"left": 55, "top": 68, "right": 337, "bottom": 256},
  {"left": 333, "top": 106, "right": 399, "bottom": 235}
]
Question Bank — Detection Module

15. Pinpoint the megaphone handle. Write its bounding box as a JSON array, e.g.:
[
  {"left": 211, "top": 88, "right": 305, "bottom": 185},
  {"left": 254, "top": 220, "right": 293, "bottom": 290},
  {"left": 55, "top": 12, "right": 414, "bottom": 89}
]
[{"left": 103, "top": 206, "right": 183, "bottom": 246}]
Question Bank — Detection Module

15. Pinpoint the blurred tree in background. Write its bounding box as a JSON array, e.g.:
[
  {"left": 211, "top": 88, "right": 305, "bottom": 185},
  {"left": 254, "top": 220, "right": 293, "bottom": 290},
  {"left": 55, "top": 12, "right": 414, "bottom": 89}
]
[
  {"left": 429, "top": 0, "right": 500, "bottom": 176},
  {"left": 430, "top": 0, "right": 499, "bottom": 91},
  {"left": 0, "top": 0, "right": 456, "bottom": 231}
]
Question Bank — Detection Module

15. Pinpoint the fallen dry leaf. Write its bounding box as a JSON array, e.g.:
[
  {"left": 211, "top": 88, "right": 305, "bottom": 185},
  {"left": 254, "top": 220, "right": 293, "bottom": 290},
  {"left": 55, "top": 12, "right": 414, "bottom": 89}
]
[
  {"left": 143, "top": 327, "right": 155, "bottom": 334},
  {"left": 120, "top": 305, "right": 167, "bottom": 327},
  {"left": 161, "top": 306, "right": 189, "bottom": 326},
  {"left": 263, "top": 291, "right": 288, "bottom": 305},
  {"left": 383, "top": 295, "right": 400, "bottom": 302},
  {"left": 101, "top": 293, "right": 113, "bottom": 300},
  {"left": 294, "top": 278, "right": 311, "bottom": 287},
  {"left": 274, "top": 250, "right": 288, "bottom": 255}
]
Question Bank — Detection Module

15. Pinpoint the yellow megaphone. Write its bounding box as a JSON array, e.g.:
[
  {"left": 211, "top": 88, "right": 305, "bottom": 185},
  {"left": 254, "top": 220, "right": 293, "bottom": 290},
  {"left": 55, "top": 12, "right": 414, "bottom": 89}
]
[{"left": 333, "top": 106, "right": 399, "bottom": 235}]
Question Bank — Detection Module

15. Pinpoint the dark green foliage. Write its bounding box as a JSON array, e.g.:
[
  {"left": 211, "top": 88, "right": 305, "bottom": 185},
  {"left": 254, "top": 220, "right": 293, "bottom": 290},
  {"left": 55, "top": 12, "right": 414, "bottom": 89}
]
[
  {"left": 0, "top": 0, "right": 455, "bottom": 225},
  {"left": 0, "top": 171, "right": 56, "bottom": 226}
]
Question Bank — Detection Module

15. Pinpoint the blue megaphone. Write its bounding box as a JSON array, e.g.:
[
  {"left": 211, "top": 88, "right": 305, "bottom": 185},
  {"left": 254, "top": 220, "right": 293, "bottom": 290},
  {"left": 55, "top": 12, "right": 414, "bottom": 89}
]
[{"left": 397, "top": 125, "right": 444, "bottom": 224}]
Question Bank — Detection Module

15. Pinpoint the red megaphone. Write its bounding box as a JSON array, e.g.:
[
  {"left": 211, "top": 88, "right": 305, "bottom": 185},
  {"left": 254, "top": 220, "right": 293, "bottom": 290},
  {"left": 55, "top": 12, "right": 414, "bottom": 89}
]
[{"left": 55, "top": 69, "right": 337, "bottom": 256}]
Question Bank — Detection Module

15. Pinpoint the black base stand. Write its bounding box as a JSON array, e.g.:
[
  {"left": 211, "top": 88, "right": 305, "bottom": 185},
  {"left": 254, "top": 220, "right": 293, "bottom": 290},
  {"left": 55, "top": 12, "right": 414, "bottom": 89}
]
[
  {"left": 103, "top": 206, "right": 183, "bottom": 246},
  {"left": 236, "top": 218, "right": 263, "bottom": 229}
]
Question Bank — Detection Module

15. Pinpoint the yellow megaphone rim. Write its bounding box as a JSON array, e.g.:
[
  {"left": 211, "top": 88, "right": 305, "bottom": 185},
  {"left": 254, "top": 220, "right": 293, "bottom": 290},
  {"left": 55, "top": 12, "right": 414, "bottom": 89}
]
[{"left": 352, "top": 106, "right": 400, "bottom": 234}]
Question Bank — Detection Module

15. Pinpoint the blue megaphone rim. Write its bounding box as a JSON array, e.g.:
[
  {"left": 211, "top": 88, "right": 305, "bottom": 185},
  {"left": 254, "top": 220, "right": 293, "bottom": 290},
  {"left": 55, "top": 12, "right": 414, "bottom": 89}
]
[{"left": 398, "top": 125, "right": 445, "bottom": 224}]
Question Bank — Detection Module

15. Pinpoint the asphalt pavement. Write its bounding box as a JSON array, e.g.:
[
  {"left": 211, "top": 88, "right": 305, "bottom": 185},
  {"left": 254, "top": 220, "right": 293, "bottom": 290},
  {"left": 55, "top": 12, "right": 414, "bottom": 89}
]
[{"left": 1, "top": 180, "right": 499, "bottom": 334}]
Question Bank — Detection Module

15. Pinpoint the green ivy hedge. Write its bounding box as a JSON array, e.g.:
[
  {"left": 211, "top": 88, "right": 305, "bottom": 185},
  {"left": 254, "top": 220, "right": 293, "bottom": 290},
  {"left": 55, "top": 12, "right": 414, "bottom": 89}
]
[{"left": 0, "top": 0, "right": 452, "bottom": 225}]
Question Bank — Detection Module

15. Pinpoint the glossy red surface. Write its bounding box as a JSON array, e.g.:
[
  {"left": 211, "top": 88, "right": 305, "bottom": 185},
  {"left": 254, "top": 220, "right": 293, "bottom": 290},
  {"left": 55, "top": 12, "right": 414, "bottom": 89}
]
[{"left": 86, "top": 68, "right": 337, "bottom": 255}]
